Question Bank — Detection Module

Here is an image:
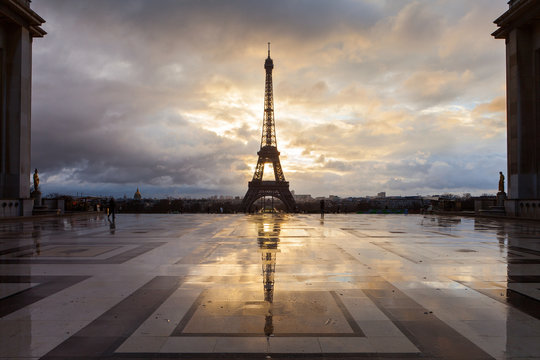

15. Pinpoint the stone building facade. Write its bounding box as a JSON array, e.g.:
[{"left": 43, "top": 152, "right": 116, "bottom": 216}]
[
  {"left": 493, "top": 0, "right": 540, "bottom": 219},
  {"left": 0, "top": 0, "right": 45, "bottom": 216}
]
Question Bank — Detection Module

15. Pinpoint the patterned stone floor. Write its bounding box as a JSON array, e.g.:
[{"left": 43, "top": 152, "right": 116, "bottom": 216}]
[{"left": 0, "top": 213, "right": 539, "bottom": 359}]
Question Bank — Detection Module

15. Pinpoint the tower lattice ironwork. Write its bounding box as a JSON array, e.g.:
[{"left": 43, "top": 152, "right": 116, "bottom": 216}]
[{"left": 242, "top": 44, "right": 296, "bottom": 212}]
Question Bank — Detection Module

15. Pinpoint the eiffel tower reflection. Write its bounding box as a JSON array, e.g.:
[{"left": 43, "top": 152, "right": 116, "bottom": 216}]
[{"left": 255, "top": 214, "right": 281, "bottom": 337}]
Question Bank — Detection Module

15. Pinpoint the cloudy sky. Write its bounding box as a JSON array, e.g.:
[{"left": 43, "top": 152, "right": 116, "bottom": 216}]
[{"left": 31, "top": 0, "right": 509, "bottom": 198}]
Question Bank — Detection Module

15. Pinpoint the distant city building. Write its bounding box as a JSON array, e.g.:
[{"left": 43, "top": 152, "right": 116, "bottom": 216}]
[
  {"left": 293, "top": 194, "right": 313, "bottom": 202},
  {"left": 134, "top": 188, "right": 142, "bottom": 200},
  {"left": 377, "top": 192, "right": 386, "bottom": 198}
]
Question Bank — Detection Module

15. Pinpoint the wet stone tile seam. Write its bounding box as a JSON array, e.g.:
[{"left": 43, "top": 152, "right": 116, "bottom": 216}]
[
  {"left": 170, "top": 289, "right": 365, "bottom": 338},
  {"left": 363, "top": 282, "right": 495, "bottom": 359},
  {"left": 0, "top": 275, "right": 91, "bottom": 317},
  {"left": 40, "top": 276, "right": 185, "bottom": 359},
  {"left": 456, "top": 280, "right": 540, "bottom": 321},
  {"left": 0, "top": 242, "right": 166, "bottom": 264}
]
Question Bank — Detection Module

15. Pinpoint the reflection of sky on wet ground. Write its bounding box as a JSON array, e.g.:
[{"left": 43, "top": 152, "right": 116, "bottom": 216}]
[{"left": 0, "top": 213, "right": 539, "bottom": 358}]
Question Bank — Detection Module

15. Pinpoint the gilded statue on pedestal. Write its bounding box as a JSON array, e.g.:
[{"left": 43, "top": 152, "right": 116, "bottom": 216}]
[
  {"left": 498, "top": 171, "right": 505, "bottom": 193},
  {"left": 33, "top": 168, "right": 40, "bottom": 192}
]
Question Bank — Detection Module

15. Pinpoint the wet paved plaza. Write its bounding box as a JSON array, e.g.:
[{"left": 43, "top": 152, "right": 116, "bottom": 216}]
[{"left": 1, "top": 213, "right": 540, "bottom": 359}]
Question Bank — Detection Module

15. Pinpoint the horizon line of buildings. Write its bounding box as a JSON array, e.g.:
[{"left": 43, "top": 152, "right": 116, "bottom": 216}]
[{"left": 49, "top": 188, "right": 496, "bottom": 202}]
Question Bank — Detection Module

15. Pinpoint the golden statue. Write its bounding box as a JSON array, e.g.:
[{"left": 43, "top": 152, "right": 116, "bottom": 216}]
[
  {"left": 33, "top": 168, "right": 40, "bottom": 192},
  {"left": 498, "top": 171, "right": 505, "bottom": 193}
]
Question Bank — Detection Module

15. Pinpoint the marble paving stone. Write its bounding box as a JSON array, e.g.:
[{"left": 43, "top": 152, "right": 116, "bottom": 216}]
[
  {"left": 339, "top": 297, "right": 390, "bottom": 321},
  {"left": 0, "top": 282, "right": 38, "bottom": 298},
  {"left": 0, "top": 335, "right": 66, "bottom": 357},
  {"left": 509, "top": 282, "right": 540, "bottom": 300},
  {"left": 357, "top": 320, "right": 405, "bottom": 337},
  {"left": 474, "top": 336, "right": 507, "bottom": 359},
  {"left": 0, "top": 319, "right": 88, "bottom": 338},
  {"left": 134, "top": 289, "right": 201, "bottom": 336},
  {"left": 2, "top": 296, "right": 122, "bottom": 321},
  {"left": 505, "top": 336, "right": 540, "bottom": 358},
  {"left": 367, "top": 336, "right": 419, "bottom": 353},
  {"left": 318, "top": 337, "right": 374, "bottom": 353},
  {"left": 267, "top": 337, "right": 322, "bottom": 353},
  {"left": 175, "top": 288, "right": 358, "bottom": 336},
  {"left": 115, "top": 335, "right": 167, "bottom": 353},
  {"left": 160, "top": 336, "right": 217, "bottom": 353},
  {"left": 19, "top": 244, "right": 121, "bottom": 257},
  {"left": 213, "top": 337, "right": 269, "bottom": 353}
]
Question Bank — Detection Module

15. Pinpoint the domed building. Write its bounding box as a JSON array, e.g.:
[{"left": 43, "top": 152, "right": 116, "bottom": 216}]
[{"left": 134, "top": 188, "right": 142, "bottom": 200}]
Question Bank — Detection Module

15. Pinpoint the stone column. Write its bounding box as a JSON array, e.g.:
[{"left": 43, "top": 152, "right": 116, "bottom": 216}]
[
  {"left": 505, "top": 26, "right": 540, "bottom": 200},
  {"left": 0, "top": 25, "right": 33, "bottom": 199}
]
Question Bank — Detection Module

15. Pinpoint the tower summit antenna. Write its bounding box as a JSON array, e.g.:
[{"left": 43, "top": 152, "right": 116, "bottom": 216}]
[{"left": 268, "top": 42, "right": 270, "bottom": 57}]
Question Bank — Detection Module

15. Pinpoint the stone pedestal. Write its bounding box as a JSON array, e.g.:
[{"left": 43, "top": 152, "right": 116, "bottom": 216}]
[
  {"left": 478, "top": 193, "right": 507, "bottom": 217},
  {"left": 31, "top": 190, "right": 42, "bottom": 207},
  {"left": 496, "top": 192, "right": 507, "bottom": 207}
]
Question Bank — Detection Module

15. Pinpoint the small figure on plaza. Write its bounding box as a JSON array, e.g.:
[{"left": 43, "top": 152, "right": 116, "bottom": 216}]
[
  {"left": 108, "top": 197, "right": 116, "bottom": 221},
  {"left": 33, "top": 168, "right": 40, "bottom": 192},
  {"left": 498, "top": 171, "right": 505, "bottom": 193}
]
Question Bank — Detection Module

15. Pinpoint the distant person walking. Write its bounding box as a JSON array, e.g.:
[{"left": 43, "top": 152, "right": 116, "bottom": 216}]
[
  {"left": 108, "top": 197, "right": 116, "bottom": 221},
  {"left": 320, "top": 200, "right": 325, "bottom": 218}
]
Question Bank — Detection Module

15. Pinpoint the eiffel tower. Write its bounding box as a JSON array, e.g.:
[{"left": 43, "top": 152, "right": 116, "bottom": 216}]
[{"left": 242, "top": 44, "right": 296, "bottom": 213}]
